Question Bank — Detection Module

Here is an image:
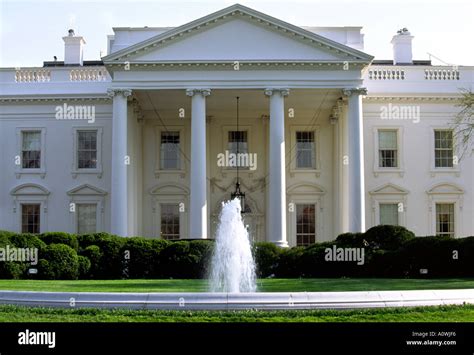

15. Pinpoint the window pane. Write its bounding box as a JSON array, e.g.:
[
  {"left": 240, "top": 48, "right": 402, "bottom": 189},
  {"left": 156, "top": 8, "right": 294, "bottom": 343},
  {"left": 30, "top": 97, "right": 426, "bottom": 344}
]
[
  {"left": 296, "top": 204, "right": 316, "bottom": 246},
  {"left": 22, "top": 131, "right": 41, "bottom": 168},
  {"left": 436, "top": 203, "right": 454, "bottom": 237},
  {"left": 21, "top": 204, "right": 40, "bottom": 234},
  {"left": 161, "top": 204, "right": 180, "bottom": 240},
  {"left": 77, "top": 131, "right": 98, "bottom": 169},
  {"left": 296, "top": 132, "right": 315, "bottom": 168},
  {"left": 379, "top": 203, "right": 399, "bottom": 225},
  {"left": 228, "top": 131, "right": 248, "bottom": 154},
  {"left": 378, "top": 130, "right": 398, "bottom": 168},
  {"left": 161, "top": 132, "right": 180, "bottom": 169},
  {"left": 434, "top": 130, "right": 453, "bottom": 168},
  {"left": 77, "top": 204, "right": 97, "bottom": 234}
]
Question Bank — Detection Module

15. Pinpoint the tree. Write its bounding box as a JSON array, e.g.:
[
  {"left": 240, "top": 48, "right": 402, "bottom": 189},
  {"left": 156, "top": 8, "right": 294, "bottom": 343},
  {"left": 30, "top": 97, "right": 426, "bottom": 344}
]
[{"left": 452, "top": 88, "right": 474, "bottom": 161}]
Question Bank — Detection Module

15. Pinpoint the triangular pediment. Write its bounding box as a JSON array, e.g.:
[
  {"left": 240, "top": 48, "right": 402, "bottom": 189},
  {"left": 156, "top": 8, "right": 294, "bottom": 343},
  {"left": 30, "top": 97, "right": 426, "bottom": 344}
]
[
  {"left": 427, "top": 183, "right": 464, "bottom": 195},
  {"left": 67, "top": 184, "right": 107, "bottom": 196},
  {"left": 103, "top": 4, "right": 372, "bottom": 64},
  {"left": 369, "top": 183, "right": 409, "bottom": 195}
]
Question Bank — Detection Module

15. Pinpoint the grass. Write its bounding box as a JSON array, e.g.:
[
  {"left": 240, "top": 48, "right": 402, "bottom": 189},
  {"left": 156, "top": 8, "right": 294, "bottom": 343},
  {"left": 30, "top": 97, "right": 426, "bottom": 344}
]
[
  {"left": 0, "top": 304, "right": 473, "bottom": 322},
  {"left": 0, "top": 278, "right": 473, "bottom": 293}
]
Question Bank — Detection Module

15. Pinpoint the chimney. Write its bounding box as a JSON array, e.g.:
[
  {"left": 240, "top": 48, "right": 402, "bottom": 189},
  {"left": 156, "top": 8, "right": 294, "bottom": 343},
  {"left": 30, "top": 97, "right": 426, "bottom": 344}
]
[
  {"left": 391, "top": 28, "right": 413, "bottom": 65},
  {"left": 63, "top": 29, "right": 86, "bottom": 65}
]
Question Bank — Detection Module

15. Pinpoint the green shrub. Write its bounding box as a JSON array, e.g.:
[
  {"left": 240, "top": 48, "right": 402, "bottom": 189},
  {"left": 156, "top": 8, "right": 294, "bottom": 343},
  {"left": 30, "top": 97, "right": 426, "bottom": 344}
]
[
  {"left": 335, "top": 233, "right": 365, "bottom": 248},
  {"left": 78, "top": 256, "right": 91, "bottom": 278},
  {"left": 277, "top": 247, "right": 305, "bottom": 277},
  {"left": 158, "top": 241, "right": 211, "bottom": 278},
  {"left": 81, "top": 245, "right": 102, "bottom": 278},
  {"left": 121, "top": 238, "right": 154, "bottom": 278},
  {"left": 363, "top": 225, "right": 415, "bottom": 251},
  {"left": 254, "top": 242, "right": 281, "bottom": 277},
  {"left": 40, "top": 232, "right": 79, "bottom": 250},
  {"left": 0, "top": 262, "right": 28, "bottom": 279},
  {"left": 9, "top": 233, "right": 46, "bottom": 250},
  {"left": 38, "top": 244, "right": 79, "bottom": 280}
]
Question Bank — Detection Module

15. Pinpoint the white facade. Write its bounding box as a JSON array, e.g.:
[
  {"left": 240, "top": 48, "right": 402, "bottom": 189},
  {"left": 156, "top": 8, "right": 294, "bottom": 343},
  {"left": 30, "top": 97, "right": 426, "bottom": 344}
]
[{"left": 0, "top": 4, "right": 472, "bottom": 246}]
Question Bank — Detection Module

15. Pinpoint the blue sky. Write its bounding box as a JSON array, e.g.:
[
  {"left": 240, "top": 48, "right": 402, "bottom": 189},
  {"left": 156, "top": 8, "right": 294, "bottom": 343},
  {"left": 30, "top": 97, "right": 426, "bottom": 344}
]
[{"left": 0, "top": 0, "right": 473, "bottom": 67}]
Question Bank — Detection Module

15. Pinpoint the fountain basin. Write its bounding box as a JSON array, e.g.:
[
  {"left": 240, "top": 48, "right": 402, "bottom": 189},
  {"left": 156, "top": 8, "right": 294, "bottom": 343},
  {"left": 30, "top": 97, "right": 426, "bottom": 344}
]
[{"left": 1, "top": 289, "right": 473, "bottom": 310}]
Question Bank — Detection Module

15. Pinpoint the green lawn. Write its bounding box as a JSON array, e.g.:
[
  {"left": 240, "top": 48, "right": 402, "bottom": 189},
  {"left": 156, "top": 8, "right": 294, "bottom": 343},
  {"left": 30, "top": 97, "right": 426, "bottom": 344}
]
[
  {"left": 0, "top": 278, "right": 473, "bottom": 293},
  {"left": 0, "top": 304, "right": 473, "bottom": 322}
]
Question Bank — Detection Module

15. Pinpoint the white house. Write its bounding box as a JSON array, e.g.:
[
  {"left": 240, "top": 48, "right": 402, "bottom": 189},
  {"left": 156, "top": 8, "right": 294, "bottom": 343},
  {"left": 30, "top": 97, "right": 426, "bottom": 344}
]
[{"left": 0, "top": 4, "right": 472, "bottom": 246}]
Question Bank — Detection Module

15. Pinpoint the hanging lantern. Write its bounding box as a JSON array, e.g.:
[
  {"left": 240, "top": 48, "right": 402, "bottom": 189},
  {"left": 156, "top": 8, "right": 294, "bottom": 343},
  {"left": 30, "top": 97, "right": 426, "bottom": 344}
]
[{"left": 230, "top": 96, "right": 246, "bottom": 213}]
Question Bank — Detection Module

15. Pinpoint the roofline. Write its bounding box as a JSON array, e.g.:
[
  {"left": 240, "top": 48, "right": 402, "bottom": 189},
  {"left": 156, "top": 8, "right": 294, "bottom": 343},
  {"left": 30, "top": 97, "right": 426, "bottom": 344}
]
[{"left": 103, "top": 3, "right": 373, "bottom": 63}]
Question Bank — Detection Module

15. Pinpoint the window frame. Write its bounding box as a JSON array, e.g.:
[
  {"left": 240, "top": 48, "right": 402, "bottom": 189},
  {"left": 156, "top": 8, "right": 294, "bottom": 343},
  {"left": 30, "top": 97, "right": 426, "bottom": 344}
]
[
  {"left": 295, "top": 203, "right": 317, "bottom": 247},
  {"left": 21, "top": 203, "right": 41, "bottom": 234},
  {"left": 76, "top": 202, "right": 99, "bottom": 235},
  {"left": 72, "top": 127, "right": 103, "bottom": 178},
  {"left": 378, "top": 202, "right": 400, "bottom": 226},
  {"left": 289, "top": 126, "right": 320, "bottom": 175},
  {"left": 372, "top": 127, "right": 404, "bottom": 176},
  {"left": 159, "top": 203, "right": 181, "bottom": 240},
  {"left": 435, "top": 202, "right": 455, "bottom": 237},
  {"left": 154, "top": 126, "right": 186, "bottom": 176},
  {"left": 15, "top": 128, "right": 46, "bottom": 178},
  {"left": 430, "top": 127, "right": 459, "bottom": 174},
  {"left": 220, "top": 125, "right": 254, "bottom": 173}
]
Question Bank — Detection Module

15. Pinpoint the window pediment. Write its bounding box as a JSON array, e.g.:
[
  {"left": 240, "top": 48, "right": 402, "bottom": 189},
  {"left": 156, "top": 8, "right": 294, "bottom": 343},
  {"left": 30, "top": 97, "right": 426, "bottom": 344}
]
[
  {"left": 10, "top": 183, "right": 50, "bottom": 196},
  {"left": 67, "top": 184, "right": 107, "bottom": 196}
]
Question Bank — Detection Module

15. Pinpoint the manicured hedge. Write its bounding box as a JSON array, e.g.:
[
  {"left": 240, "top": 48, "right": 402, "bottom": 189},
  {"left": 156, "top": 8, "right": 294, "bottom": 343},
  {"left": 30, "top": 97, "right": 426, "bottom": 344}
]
[{"left": 0, "top": 226, "right": 472, "bottom": 279}]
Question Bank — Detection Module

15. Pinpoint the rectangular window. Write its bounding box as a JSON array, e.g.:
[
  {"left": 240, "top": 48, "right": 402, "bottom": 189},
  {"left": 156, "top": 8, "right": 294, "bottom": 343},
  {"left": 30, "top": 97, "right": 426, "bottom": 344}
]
[
  {"left": 436, "top": 203, "right": 454, "bottom": 237},
  {"left": 378, "top": 130, "right": 398, "bottom": 168},
  {"left": 77, "top": 204, "right": 97, "bottom": 234},
  {"left": 21, "top": 204, "right": 40, "bottom": 233},
  {"left": 77, "top": 131, "right": 97, "bottom": 169},
  {"left": 434, "top": 130, "right": 453, "bottom": 168},
  {"left": 379, "top": 203, "right": 399, "bottom": 225},
  {"left": 228, "top": 131, "right": 248, "bottom": 155},
  {"left": 22, "top": 131, "right": 41, "bottom": 169},
  {"left": 160, "top": 132, "right": 180, "bottom": 169},
  {"left": 296, "top": 204, "right": 316, "bottom": 246},
  {"left": 161, "top": 204, "right": 180, "bottom": 240},
  {"left": 296, "top": 132, "right": 315, "bottom": 169}
]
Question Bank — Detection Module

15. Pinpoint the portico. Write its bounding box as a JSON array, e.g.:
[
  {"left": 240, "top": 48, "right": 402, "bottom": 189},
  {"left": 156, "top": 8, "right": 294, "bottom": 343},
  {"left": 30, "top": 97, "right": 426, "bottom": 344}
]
[{"left": 102, "top": 4, "right": 373, "bottom": 245}]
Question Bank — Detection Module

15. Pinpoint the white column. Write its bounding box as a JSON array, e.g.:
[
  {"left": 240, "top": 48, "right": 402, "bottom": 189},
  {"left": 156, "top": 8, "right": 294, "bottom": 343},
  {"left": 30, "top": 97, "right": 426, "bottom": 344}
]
[
  {"left": 186, "top": 88, "right": 211, "bottom": 239},
  {"left": 343, "top": 88, "right": 367, "bottom": 233},
  {"left": 265, "top": 88, "right": 289, "bottom": 247},
  {"left": 108, "top": 88, "right": 132, "bottom": 236}
]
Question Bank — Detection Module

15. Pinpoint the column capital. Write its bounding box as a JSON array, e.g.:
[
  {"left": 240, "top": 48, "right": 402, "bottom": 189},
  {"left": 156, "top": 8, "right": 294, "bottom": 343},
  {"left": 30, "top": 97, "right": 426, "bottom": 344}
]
[
  {"left": 342, "top": 87, "right": 367, "bottom": 97},
  {"left": 186, "top": 88, "right": 211, "bottom": 97},
  {"left": 264, "top": 88, "right": 290, "bottom": 97},
  {"left": 107, "top": 88, "right": 132, "bottom": 98}
]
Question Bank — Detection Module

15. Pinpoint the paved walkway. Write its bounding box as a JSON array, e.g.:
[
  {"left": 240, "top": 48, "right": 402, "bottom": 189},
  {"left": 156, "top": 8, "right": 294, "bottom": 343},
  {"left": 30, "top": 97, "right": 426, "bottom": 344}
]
[{"left": 1, "top": 289, "right": 473, "bottom": 310}]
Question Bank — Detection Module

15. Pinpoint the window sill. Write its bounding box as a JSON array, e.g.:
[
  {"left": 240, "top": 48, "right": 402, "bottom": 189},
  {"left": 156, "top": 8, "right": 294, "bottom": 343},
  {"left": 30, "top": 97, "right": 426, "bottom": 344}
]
[
  {"left": 154, "top": 170, "right": 186, "bottom": 178},
  {"left": 429, "top": 168, "right": 460, "bottom": 177},
  {"left": 289, "top": 169, "right": 321, "bottom": 178},
  {"left": 373, "top": 169, "right": 404, "bottom": 177},
  {"left": 15, "top": 169, "right": 46, "bottom": 179},
  {"left": 71, "top": 169, "right": 103, "bottom": 179}
]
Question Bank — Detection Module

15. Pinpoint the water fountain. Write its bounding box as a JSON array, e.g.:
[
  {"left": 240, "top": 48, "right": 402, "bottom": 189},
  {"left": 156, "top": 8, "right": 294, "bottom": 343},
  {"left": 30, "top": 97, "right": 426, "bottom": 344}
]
[{"left": 209, "top": 198, "right": 257, "bottom": 293}]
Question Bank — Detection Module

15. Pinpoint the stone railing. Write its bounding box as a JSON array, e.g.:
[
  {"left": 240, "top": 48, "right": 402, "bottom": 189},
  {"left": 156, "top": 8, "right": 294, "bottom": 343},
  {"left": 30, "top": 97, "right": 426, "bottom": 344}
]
[
  {"left": 424, "top": 68, "right": 460, "bottom": 80},
  {"left": 368, "top": 68, "right": 405, "bottom": 80},
  {"left": 69, "top": 68, "right": 108, "bottom": 82},
  {"left": 15, "top": 69, "right": 51, "bottom": 83},
  {"left": 12, "top": 67, "right": 110, "bottom": 83}
]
